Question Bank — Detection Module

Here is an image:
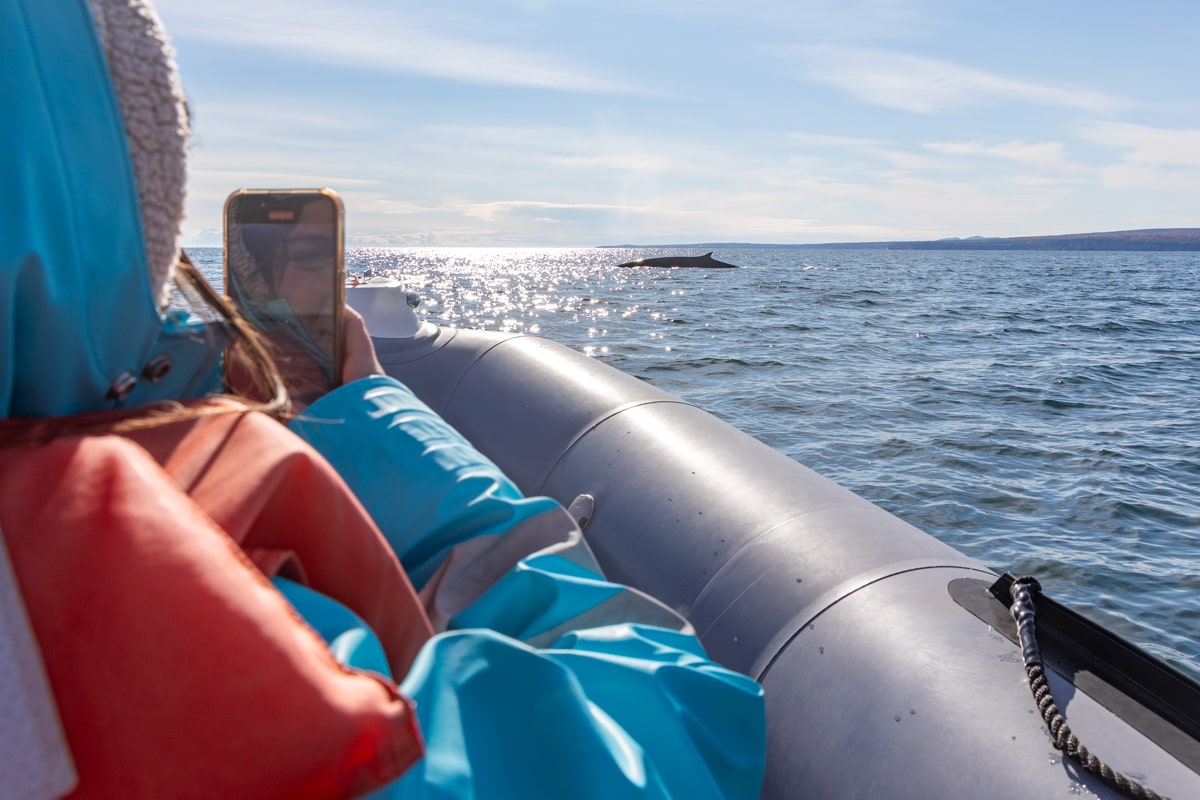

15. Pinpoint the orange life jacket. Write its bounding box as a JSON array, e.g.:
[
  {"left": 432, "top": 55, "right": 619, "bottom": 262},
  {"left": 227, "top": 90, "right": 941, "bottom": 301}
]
[{"left": 0, "top": 404, "right": 431, "bottom": 799}]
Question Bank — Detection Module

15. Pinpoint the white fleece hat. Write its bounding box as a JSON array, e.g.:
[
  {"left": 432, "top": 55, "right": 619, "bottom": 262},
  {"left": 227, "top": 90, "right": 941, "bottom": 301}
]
[{"left": 86, "top": 0, "right": 190, "bottom": 310}]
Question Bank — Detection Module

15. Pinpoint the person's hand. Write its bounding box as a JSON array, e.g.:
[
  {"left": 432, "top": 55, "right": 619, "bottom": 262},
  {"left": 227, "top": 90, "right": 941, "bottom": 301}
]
[
  {"left": 341, "top": 304, "right": 385, "bottom": 384},
  {"left": 226, "top": 304, "right": 383, "bottom": 414}
]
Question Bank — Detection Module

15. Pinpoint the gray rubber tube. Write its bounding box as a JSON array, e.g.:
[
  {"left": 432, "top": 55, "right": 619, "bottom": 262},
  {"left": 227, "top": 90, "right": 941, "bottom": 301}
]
[{"left": 374, "top": 327, "right": 1200, "bottom": 799}]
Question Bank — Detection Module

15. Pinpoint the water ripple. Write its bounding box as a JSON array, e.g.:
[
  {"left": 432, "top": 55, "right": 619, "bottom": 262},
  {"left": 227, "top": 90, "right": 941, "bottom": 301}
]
[{"left": 187, "top": 246, "right": 1200, "bottom": 679}]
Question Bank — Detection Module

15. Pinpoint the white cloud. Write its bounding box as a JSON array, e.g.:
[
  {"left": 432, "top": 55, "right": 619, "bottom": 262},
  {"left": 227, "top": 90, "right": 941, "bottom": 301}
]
[
  {"left": 404, "top": 123, "right": 742, "bottom": 186},
  {"left": 460, "top": 200, "right": 626, "bottom": 222},
  {"left": 775, "top": 44, "right": 1128, "bottom": 114},
  {"left": 925, "top": 140, "right": 1079, "bottom": 171},
  {"left": 190, "top": 168, "right": 381, "bottom": 187},
  {"left": 787, "top": 131, "right": 887, "bottom": 149},
  {"left": 1082, "top": 122, "right": 1200, "bottom": 167},
  {"left": 155, "top": 0, "right": 633, "bottom": 93},
  {"left": 595, "top": 0, "right": 932, "bottom": 40},
  {"left": 867, "top": 148, "right": 964, "bottom": 173}
]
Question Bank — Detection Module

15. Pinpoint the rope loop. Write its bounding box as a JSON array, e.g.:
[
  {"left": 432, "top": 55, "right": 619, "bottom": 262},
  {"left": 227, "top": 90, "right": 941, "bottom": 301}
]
[{"left": 1009, "top": 578, "right": 1169, "bottom": 800}]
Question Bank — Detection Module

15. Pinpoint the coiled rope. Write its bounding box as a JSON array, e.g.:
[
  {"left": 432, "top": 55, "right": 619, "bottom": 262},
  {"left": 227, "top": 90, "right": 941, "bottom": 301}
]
[{"left": 1009, "top": 577, "right": 1170, "bottom": 800}]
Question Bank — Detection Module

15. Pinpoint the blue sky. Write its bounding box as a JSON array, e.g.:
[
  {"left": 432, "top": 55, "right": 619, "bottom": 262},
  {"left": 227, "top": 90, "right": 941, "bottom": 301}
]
[{"left": 154, "top": 0, "right": 1200, "bottom": 247}]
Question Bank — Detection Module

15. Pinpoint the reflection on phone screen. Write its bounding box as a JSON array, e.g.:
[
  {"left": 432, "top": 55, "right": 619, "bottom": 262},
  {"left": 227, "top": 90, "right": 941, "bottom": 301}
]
[{"left": 226, "top": 194, "right": 340, "bottom": 404}]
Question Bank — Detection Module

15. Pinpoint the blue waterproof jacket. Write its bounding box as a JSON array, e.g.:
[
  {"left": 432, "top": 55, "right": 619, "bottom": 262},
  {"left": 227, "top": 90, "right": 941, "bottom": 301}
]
[{"left": 1, "top": 0, "right": 223, "bottom": 419}]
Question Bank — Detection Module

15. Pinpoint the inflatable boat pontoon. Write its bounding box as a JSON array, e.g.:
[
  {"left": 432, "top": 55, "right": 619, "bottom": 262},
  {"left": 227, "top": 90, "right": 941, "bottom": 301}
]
[{"left": 350, "top": 284, "right": 1200, "bottom": 800}]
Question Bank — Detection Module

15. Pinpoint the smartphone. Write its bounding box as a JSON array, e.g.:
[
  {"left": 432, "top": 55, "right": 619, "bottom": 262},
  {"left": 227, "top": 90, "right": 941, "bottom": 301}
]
[{"left": 223, "top": 188, "right": 345, "bottom": 405}]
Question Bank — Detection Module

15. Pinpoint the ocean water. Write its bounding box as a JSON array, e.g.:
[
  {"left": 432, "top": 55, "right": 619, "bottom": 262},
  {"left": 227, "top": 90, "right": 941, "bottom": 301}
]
[{"left": 190, "top": 246, "right": 1200, "bottom": 679}]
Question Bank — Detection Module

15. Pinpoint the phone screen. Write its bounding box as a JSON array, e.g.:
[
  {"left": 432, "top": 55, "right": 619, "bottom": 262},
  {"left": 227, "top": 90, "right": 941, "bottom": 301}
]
[{"left": 224, "top": 189, "right": 345, "bottom": 404}]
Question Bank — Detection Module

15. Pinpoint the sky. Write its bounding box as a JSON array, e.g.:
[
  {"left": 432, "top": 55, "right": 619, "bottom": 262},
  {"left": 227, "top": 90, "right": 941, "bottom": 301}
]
[{"left": 153, "top": 0, "right": 1200, "bottom": 248}]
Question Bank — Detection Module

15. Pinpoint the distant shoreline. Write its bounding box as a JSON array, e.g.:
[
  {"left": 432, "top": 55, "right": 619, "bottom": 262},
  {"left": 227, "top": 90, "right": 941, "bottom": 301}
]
[{"left": 602, "top": 228, "right": 1200, "bottom": 252}]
